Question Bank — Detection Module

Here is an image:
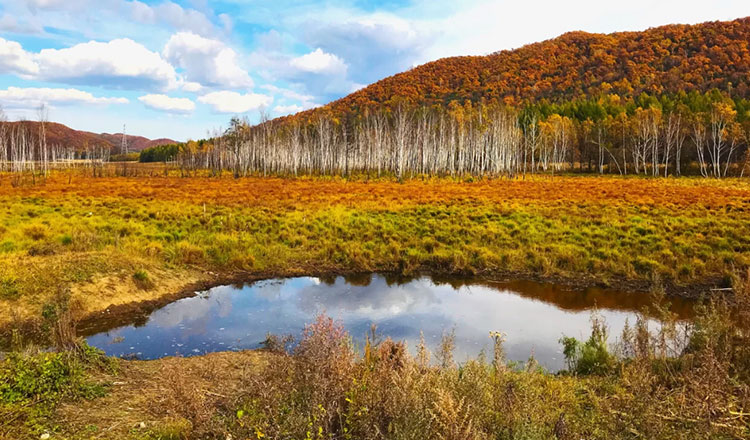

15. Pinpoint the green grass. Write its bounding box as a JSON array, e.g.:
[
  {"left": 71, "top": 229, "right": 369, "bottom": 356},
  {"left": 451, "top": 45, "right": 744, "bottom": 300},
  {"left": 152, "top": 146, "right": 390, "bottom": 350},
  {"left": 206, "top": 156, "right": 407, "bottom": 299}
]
[
  {"left": 0, "top": 344, "right": 112, "bottom": 437},
  {"left": 1, "top": 187, "right": 749, "bottom": 326}
]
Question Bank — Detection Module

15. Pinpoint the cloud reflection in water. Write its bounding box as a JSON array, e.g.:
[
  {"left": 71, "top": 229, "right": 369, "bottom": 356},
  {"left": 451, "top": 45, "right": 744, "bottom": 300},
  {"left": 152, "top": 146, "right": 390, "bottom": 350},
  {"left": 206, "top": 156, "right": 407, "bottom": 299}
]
[{"left": 86, "top": 275, "right": 689, "bottom": 370}]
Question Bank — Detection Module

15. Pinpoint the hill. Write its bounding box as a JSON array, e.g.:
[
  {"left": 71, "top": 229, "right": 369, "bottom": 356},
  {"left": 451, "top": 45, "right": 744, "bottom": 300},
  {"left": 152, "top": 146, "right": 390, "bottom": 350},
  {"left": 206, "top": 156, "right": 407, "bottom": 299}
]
[
  {"left": 293, "top": 17, "right": 750, "bottom": 119},
  {"left": 97, "top": 133, "right": 178, "bottom": 152},
  {"left": 148, "top": 17, "right": 750, "bottom": 179},
  {"left": 4, "top": 121, "right": 176, "bottom": 153}
]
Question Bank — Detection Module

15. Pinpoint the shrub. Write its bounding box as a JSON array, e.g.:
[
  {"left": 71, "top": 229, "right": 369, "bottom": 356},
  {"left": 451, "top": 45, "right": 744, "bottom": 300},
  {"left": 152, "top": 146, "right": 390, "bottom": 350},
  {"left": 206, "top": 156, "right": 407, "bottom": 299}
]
[
  {"left": 560, "top": 314, "right": 616, "bottom": 375},
  {"left": 144, "top": 241, "right": 164, "bottom": 257},
  {"left": 23, "top": 225, "right": 49, "bottom": 241},
  {"left": 0, "top": 276, "right": 19, "bottom": 300},
  {"left": 174, "top": 241, "right": 205, "bottom": 265},
  {"left": 0, "top": 344, "right": 109, "bottom": 426},
  {"left": 133, "top": 269, "right": 155, "bottom": 290},
  {"left": 632, "top": 256, "right": 659, "bottom": 276}
]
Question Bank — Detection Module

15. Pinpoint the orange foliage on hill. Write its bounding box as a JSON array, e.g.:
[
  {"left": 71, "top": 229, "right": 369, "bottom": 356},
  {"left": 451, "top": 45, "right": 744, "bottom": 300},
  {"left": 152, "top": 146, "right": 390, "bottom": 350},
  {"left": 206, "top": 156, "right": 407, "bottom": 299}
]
[
  {"left": 4, "top": 121, "right": 176, "bottom": 153},
  {"left": 289, "top": 17, "right": 750, "bottom": 120}
]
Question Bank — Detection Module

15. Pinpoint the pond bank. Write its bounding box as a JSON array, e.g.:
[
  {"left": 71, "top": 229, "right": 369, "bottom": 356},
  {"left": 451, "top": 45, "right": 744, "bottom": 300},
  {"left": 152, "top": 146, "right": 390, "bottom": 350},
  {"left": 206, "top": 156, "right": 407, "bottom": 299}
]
[{"left": 1, "top": 267, "right": 723, "bottom": 348}]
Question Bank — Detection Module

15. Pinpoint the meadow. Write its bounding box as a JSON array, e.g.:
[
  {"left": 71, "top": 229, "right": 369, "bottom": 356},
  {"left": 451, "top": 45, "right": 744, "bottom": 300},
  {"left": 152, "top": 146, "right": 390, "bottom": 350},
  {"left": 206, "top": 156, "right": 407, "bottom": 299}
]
[
  {"left": 1, "top": 170, "right": 750, "bottom": 439},
  {"left": 1, "top": 171, "right": 750, "bottom": 332}
]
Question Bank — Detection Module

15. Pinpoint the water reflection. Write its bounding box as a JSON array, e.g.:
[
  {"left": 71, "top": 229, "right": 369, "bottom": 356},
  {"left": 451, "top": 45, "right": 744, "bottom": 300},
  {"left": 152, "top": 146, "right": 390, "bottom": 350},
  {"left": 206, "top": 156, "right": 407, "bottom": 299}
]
[{"left": 86, "top": 275, "right": 694, "bottom": 371}]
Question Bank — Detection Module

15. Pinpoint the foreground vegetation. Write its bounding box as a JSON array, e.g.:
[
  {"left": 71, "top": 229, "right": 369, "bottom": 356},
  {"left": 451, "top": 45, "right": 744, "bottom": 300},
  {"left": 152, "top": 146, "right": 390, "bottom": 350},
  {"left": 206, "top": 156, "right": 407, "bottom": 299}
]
[
  {"left": 1, "top": 171, "right": 750, "bottom": 332},
  {"left": 1, "top": 274, "right": 748, "bottom": 439},
  {"left": 0, "top": 170, "right": 748, "bottom": 438}
]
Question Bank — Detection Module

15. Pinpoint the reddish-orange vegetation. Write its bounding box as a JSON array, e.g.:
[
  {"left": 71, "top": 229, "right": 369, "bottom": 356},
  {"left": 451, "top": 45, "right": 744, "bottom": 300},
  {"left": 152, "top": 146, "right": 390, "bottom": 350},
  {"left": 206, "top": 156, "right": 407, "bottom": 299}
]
[
  {"left": 2, "top": 173, "right": 750, "bottom": 211},
  {"left": 298, "top": 17, "right": 750, "bottom": 118},
  {"left": 1, "top": 172, "right": 749, "bottom": 332},
  {"left": 4, "top": 121, "right": 176, "bottom": 153}
]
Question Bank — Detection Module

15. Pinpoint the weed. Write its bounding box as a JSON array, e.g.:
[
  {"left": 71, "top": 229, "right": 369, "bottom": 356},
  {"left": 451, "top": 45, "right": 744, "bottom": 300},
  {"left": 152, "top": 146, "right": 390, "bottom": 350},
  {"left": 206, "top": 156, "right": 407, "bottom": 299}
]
[
  {"left": 133, "top": 269, "right": 155, "bottom": 290},
  {"left": 560, "top": 313, "right": 617, "bottom": 375},
  {"left": 0, "top": 276, "right": 19, "bottom": 300}
]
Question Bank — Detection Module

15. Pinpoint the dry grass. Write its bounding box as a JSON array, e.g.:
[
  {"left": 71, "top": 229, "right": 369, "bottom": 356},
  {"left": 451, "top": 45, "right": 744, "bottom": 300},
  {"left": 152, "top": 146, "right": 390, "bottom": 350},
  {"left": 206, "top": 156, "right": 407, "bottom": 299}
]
[
  {"left": 1, "top": 172, "right": 749, "bottom": 332},
  {"left": 50, "top": 351, "right": 267, "bottom": 440},
  {"left": 2, "top": 172, "right": 750, "bottom": 210}
]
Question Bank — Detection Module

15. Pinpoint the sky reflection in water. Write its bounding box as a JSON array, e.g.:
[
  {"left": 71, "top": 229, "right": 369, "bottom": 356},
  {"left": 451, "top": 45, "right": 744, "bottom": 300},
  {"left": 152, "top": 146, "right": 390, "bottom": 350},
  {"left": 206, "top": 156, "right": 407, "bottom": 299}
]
[{"left": 86, "top": 275, "right": 691, "bottom": 371}]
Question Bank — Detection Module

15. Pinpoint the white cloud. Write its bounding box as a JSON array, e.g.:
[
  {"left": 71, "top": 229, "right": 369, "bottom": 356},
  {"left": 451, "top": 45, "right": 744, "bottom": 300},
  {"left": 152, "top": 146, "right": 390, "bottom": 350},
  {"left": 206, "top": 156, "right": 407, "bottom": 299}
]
[
  {"left": 273, "top": 104, "right": 303, "bottom": 115},
  {"left": 129, "top": 0, "right": 156, "bottom": 23},
  {"left": 0, "top": 87, "right": 128, "bottom": 110},
  {"left": 290, "top": 48, "right": 347, "bottom": 75},
  {"left": 163, "top": 32, "right": 253, "bottom": 89},
  {"left": 198, "top": 91, "right": 272, "bottom": 114},
  {"left": 302, "top": 13, "right": 431, "bottom": 84},
  {"left": 261, "top": 84, "right": 317, "bottom": 105},
  {"left": 138, "top": 94, "right": 195, "bottom": 114},
  {"left": 414, "top": 0, "right": 750, "bottom": 62},
  {"left": 153, "top": 1, "right": 216, "bottom": 35},
  {"left": 21, "top": 0, "right": 221, "bottom": 37},
  {"left": 181, "top": 81, "right": 203, "bottom": 92},
  {"left": 36, "top": 38, "right": 179, "bottom": 91},
  {"left": 0, "top": 13, "right": 43, "bottom": 34},
  {"left": 249, "top": 46, "right": 355, "bottom": 100},
  {"left": 0, "top": 37, "right": 39, "bottom": 76}
]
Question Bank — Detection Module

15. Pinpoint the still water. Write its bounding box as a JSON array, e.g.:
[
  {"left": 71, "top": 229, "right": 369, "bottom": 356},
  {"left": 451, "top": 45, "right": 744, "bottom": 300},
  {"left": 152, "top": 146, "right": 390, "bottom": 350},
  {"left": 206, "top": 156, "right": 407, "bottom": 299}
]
[{"left": 86, "top": 274, "right": 694, "bottom": 371}]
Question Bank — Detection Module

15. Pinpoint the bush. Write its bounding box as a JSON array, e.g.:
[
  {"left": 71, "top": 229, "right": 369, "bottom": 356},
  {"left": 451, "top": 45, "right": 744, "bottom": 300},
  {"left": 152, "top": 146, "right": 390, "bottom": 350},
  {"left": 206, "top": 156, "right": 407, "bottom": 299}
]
[
  {"left": 0, "top": 276, "right": 19, "bottom": 300},
  {"left": 23, "top": 225, "right": 49, "bottom": 241},
  {"left": 60, "top": 234, "right": 73, "bottom": 246},
  {"left": 632, "top": 256, "right": 659, "bottom": 276},
  {"left": 174, "top": 241, "right": 205, "bottom": 265},
  {"left": 133, "top": 269, "right": 155, "bottom": 290},
  {"left": 560, "top": 314, "right": 616, "bottom": 375}
]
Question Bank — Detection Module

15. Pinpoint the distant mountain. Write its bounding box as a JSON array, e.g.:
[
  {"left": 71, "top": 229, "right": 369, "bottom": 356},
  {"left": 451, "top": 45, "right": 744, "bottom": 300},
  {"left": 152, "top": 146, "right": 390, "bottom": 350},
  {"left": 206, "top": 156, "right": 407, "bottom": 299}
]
[
  {"left": 5, "top": 121, "right": 176, "bottom": 153},
  {"left": 288, "top": 17, "right": 750, "bottom": 120},
  {"left": 96, "top": 133, "right": 179, "bottom": 152}
]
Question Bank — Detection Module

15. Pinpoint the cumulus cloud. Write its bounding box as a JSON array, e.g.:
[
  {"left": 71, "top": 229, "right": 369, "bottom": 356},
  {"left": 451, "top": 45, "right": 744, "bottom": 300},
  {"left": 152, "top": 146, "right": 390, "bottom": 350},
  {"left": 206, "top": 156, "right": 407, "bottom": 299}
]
[
  {"left": 261, "top": 84, "right": 319, "bottom": 116},
  {"left": 0, "top": 37, "right": 180, "bottom": 91},
  {"left": 272, "top": 104, "right": 303, "bottom": 115},
  {"left": 197, "top": 91, "right": 272, "bottom": 114},
  {"left": 301, "top": 13, "right": 433, "bottom": 85},
  {"left": 163, "top": 32, "right": 253, "bottom": 89},
  {"left": 180, "top": 81, "right": 203, "bottom": 92},
  {"left": 151, "top": 1, "right": 216, "bottom": 35},
  {"left": 289, "top": 48, "right": 347, "bottom": 75},
  {"left": 0, "top": 37, "right": 39, "bottom": 76},
  {"left": 138, "top": 94, "right": 195, "bottom": 114},
  {"left": 36, "top": 38, "right": 179, "bottom": 91},
  {"left": 249, "top": 46, "right": 356, "bottom": 99},
  {"left": 261, "top": 84, "right": 316, "bottom": 104},
  {"left": 0, "top": 87, "right": 128, "bottom": 110}
]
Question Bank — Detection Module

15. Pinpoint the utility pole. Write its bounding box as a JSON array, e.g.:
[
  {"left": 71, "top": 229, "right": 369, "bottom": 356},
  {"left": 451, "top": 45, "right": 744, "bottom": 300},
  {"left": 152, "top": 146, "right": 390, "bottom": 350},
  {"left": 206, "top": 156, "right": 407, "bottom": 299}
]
[{"left": 121, "top": 124, "right": 129, "bottom": 155}]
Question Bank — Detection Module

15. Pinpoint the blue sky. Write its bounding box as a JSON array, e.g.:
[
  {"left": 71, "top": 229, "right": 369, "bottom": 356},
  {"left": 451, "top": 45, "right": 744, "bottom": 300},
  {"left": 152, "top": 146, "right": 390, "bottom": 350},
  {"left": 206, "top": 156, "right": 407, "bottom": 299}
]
[{"left": 1, "top": 1, "right": 749, "bottom": 141}]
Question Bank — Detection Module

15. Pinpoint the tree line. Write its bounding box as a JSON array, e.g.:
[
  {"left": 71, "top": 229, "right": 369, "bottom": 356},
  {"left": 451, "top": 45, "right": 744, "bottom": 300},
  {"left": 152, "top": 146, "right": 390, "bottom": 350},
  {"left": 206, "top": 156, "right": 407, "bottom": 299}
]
[
  {"left": 143, "top": 90, "right": 750, "bottom": 179},
  {"left": 0, "top": 107, "right": 111, "bottom": 177}
]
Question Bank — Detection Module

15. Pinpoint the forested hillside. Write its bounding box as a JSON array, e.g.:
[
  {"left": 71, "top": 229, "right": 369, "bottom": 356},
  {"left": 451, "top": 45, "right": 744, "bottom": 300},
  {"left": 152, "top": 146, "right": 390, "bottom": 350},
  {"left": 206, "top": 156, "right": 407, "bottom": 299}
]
[
  {"left": 159, "top": 17, "right": 750, "bottom": 179},
  {"left": 313, "top": 17, "right": 750, "bottom": 115}
]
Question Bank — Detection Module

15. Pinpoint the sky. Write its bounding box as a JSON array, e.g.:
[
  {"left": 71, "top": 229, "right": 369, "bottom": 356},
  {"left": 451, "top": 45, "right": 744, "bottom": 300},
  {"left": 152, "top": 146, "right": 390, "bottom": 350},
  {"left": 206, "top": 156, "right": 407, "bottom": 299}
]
[{"left": 0, "top": 1, "right": 749, "bottom": 141}]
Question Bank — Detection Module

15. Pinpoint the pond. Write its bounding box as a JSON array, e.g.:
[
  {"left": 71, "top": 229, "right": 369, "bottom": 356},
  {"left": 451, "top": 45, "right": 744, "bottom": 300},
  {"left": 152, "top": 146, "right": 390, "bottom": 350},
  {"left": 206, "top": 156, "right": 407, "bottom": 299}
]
[{"left": 85, "top": 274, "right": 695, "bottom": 371}]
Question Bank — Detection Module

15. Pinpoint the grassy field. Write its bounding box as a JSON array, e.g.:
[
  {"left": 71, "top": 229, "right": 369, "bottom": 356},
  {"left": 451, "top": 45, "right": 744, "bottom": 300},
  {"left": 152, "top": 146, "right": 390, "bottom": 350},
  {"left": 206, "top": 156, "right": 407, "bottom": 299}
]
[
  {"left": 1, "top": 172, "right": 750, "bottom": 331},
  {"left": 2, "top": 292, "right": 749, "bottom": 439},
  {"left": 1, "top": 171, "right": 750, "bottom": 438}
]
